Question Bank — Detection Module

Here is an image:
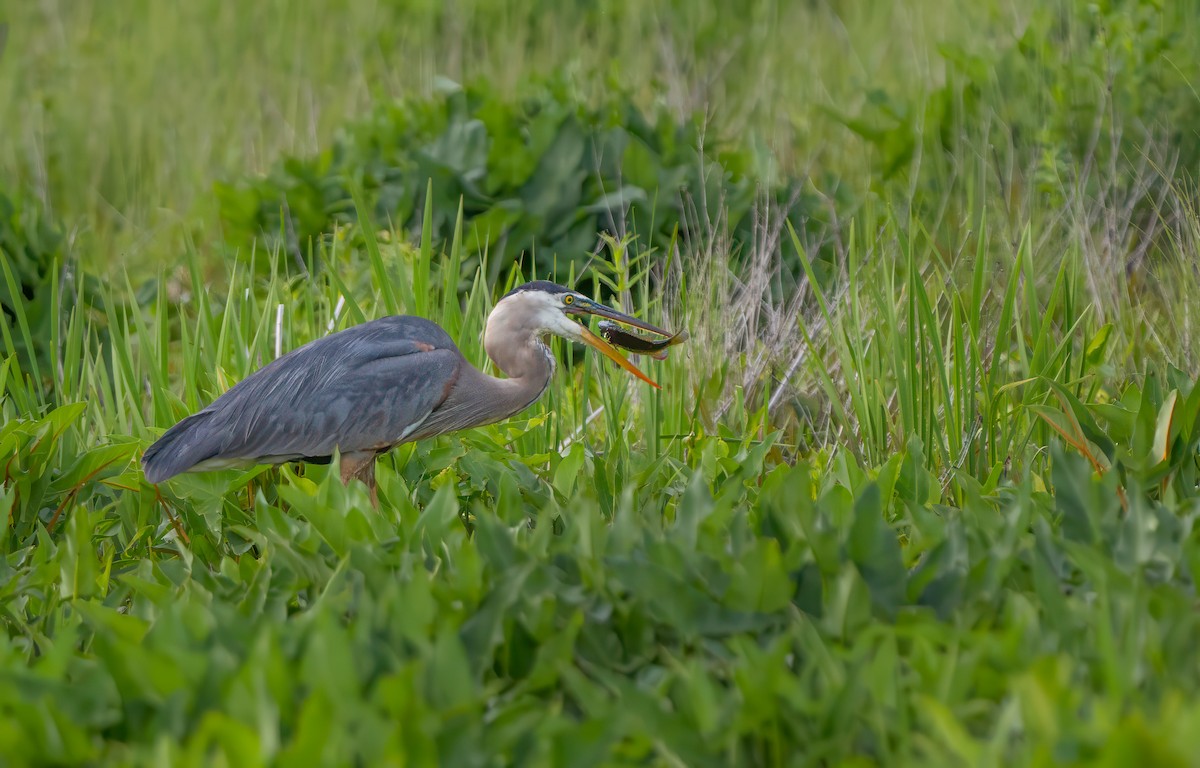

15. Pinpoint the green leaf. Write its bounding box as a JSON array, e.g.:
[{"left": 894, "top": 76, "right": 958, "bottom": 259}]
[
  {"left": 48, "top": 443, "right": 136, "bottom": 496},
  {"left": 846, "top": 482, "right": 907, "bottom": 618},
  {"left": 426, "top": 625, "right": 477, "bottom": 711},
  {"left": 726, "top": 537, "right": 793, "bottom": 612},
  {"left": 895, "top": 435, "right": 937, "bottom": 505},
  {"left": 552, "top": 442, "right": 586, "bottom": 497},
  {"left": 1085, "top": 322, "right": 1113, "bottom": 369}
]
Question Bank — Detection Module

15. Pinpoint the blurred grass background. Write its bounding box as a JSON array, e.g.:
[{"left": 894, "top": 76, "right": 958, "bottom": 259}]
[{"left": 2, "top": 0, "right": 1004, "bottom": 269}]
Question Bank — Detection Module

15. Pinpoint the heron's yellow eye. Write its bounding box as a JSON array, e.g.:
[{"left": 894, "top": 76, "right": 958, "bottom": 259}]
[{"left": 563, "top": 295, "right": 574, "bottom": 305}]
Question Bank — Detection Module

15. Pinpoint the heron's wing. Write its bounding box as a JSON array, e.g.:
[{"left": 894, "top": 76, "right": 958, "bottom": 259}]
[{"left": 142, "top": 316, "right": 464, "bottom": 482}]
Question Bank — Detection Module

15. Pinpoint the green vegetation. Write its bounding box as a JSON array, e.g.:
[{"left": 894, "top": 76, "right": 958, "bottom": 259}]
[
  {"left": 213, "top": 80, "right": 820, "bottom": 289},
  {"left": 3, "top": 0, "right": 1200, "bottom": 764}
]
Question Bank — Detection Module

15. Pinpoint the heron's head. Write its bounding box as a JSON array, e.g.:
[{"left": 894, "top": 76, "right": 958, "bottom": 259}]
[{"left": 487, "top": 280, "right": 672, "bottom": 388}]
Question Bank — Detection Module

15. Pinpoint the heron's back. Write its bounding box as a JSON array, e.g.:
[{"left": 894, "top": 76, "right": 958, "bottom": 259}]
[{"left": 142, "top": 315, "right": 464, "bottom": 483}]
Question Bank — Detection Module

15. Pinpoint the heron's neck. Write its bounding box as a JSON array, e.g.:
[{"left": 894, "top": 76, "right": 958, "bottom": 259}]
[
  {"left": 410, "top": 336, "right": 554, "bottom": 442},
  {"left": 486, "top": 335, "right": 555, "bottom": 413}
]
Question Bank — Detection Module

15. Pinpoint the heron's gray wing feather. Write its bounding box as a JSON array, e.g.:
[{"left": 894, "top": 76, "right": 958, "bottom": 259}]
[
  {"left": 211, "top": 345, "right": 461, "bottom": 461},
  {"left": 142, "top": 316, "right": 463, "bottom": 482}
]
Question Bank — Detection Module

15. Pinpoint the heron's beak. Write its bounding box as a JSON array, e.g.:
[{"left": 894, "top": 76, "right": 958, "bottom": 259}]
[
  {"left": 565, "top": 299, "right": 674, "bottom": 337},
  {"left": 579, "top": 325, "right": 661, "bottom": 389}
]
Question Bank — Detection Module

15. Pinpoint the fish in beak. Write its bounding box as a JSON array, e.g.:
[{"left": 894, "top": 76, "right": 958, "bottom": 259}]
[
  {"left": 597, "top": 320, "right": 689, "bottom": 360},
  {"left": 565, "top": 297, "right": 685, "bottom": 389}
]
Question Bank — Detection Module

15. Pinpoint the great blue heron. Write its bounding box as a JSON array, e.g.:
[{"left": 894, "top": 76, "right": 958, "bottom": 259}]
[{"left": 141, "top": 280, "right": 682, "bottom": 503}]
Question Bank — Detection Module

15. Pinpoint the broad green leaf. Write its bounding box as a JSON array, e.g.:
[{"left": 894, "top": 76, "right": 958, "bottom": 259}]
[
  {"left": 48, "top": 443, "right": 136, "bottom": 496},
  {"left": 846, "top": 482, "right": 906, "bottom": 618}
]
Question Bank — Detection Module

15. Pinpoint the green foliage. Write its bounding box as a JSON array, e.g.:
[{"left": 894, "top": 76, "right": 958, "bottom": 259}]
[
  {"left": 5, "top": 402, "right": 1200, "bottom": 763},
  {"left": 215, "top": 79, "right": 829, "bottom": 289},
  {"left": 833, "top": 0, "right": 1198, "bottom": 258},
  {"left": 0, "top": 402, "right": 135, "bottom": 543},
  {"left": 0, "top": 191, "right": 109, "bottom": 400},
  {"left": 0, "top": 191, "right": 66, "bottom": 386},
  {"left": 0, "top": 195, "right": 1197, "bottom": 762},
  {"left": 1035, "top": 364, "right": 1200, "bottom": 503}
]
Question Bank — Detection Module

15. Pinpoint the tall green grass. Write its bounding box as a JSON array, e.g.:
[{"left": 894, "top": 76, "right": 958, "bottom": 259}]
[
  {"left": 6, "top": 178, "right": 1200, "bottom": 761},
  {"left": 0, "top": 0, "right": 1033, "bottom": 275}
]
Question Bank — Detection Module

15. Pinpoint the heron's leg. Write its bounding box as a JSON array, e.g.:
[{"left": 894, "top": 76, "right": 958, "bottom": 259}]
[
  {"left": 339, "top": 451, "right": 379, "bottom": 507},
  {"left": 364, "top": 460, "right": 378, "bottom": 508}
]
